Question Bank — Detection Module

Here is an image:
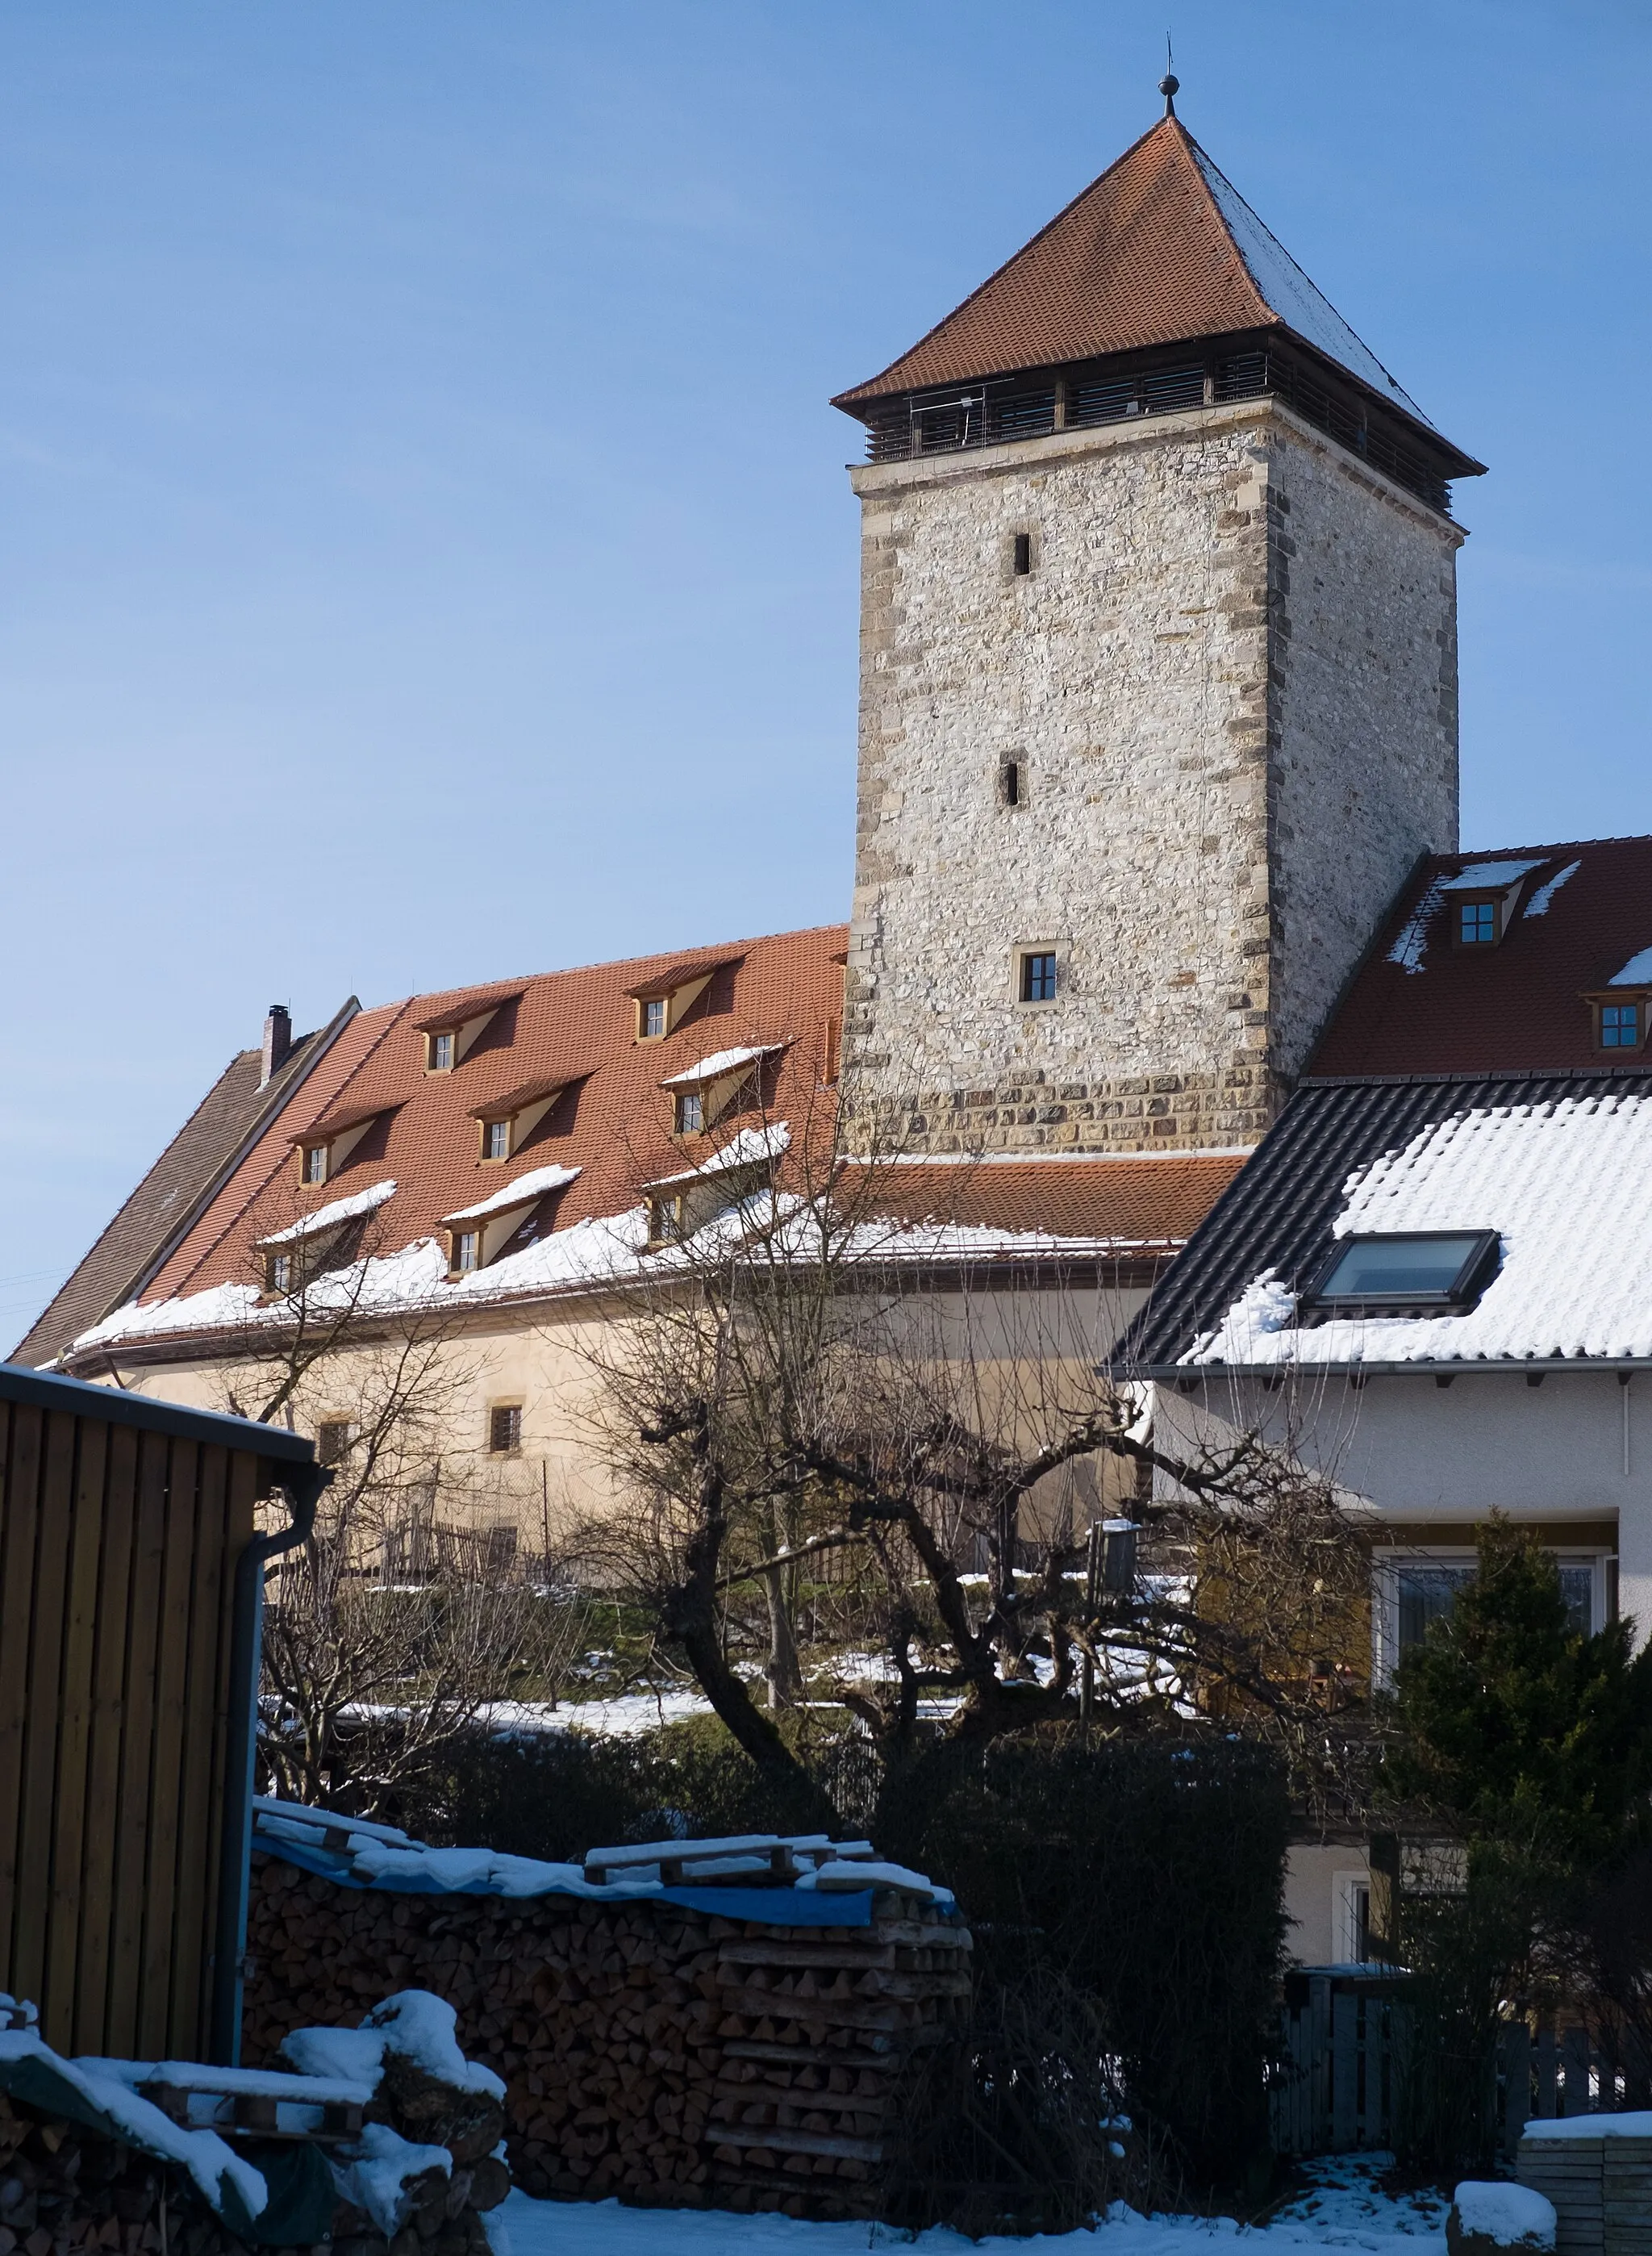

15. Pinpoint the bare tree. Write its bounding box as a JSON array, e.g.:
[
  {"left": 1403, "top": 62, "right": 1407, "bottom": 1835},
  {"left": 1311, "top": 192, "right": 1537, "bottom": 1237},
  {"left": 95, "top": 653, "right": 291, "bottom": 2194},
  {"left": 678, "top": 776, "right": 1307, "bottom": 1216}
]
[
  {"left": 570, "top": 1086, "right": 1373, "bottom": 1817},
  {"left": 211, "top": 1193, "right": 587, "bottom": 1817}
]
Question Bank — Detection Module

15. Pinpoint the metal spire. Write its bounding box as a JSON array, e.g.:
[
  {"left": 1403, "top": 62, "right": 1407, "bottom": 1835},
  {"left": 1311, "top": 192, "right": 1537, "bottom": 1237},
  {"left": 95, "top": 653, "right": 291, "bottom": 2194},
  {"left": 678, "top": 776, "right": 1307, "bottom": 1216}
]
[{"left": 1160, "top": 32, "right": 1179, "bottom": 118}]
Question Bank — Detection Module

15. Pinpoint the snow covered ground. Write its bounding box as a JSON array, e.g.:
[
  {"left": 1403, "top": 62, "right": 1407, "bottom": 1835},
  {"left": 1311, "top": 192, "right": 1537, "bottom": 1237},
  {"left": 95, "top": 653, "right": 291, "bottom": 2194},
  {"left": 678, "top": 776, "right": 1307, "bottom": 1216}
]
[{"left": 491, "top": 2155, "right": 1448, "bottom": 2254}]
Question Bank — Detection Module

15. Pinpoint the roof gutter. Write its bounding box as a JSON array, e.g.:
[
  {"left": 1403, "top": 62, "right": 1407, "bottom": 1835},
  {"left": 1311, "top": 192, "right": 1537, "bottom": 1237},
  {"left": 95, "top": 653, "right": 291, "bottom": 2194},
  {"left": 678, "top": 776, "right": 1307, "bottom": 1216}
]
[
  {"left": 209, "top": 1454, "right": 330, "bottom": 2064},
  {"left": 1129, "top": 1359, "right": 1652, "bottom": 1385}
]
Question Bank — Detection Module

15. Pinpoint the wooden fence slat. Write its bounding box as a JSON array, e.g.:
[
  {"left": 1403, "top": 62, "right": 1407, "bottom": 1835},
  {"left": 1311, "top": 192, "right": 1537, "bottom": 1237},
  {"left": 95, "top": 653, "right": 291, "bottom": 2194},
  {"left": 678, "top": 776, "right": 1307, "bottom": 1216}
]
[
  {"left": 1537, "top": 2023, "right": 1558, "bottom": 2119},
  {"left": 105, "top": 1430, "right": 169, "bottom": 2058},
  {"left": 1331, "top": 1988, "right": 1358, "bottom": 2150},
  {"left": 72, "top": 1421, "right": 136, "bottom": 2053},
  {"left": 43, "top": 1418, "right": 107, "bottom": 2049},
  {"left": 10, "top": 1410, "right": 76, "bottom": 2029},
  {"left": 138, "top": 1437, "right": 198, "bottom": 2058},
  {"left": 0, "top": 1402, "right": 41, "bottom": 1984},
  {"left": 167, "top": 1443, "right": 228, "bottom": 2055},
  {"left": 1562, "top": 2025, "right": 1593, "bottom": 2117}
]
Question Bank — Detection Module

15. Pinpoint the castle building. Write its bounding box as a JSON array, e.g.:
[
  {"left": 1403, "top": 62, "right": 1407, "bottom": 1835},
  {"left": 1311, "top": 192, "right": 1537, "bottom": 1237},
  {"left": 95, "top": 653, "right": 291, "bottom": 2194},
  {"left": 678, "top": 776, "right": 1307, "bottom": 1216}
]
[{"left": 832, "top": 99, "right": 1480, "bottom": 1156}]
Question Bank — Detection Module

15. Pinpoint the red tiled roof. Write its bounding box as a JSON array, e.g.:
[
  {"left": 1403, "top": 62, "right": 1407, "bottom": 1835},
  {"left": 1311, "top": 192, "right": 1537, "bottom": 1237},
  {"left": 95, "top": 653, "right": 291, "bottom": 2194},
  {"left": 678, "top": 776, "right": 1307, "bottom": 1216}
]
[
  {"left": 853, "top": 1155, "right": 1245, "bottom": 1248},
  {"left": 124, "top": 930, "right": 850, "bottom": 1316},
  {"left": 468, "top": 1072, "right": 591, "bottom": 1122},
  {"left": 289, "top": 1100, "right": 402, "bottom": 1145},
  {"left": 409, "top": 982, "right": 528, "bottom": 1032},
  {"left": 1307, "top": 839, "right": 1652, "bottom": 1079},
  {"left": 834, "top": 118, "right": 1280, "bottom": 407},
  {"left": 624, "top": 955, "right": 745, "bottom": 1001}
]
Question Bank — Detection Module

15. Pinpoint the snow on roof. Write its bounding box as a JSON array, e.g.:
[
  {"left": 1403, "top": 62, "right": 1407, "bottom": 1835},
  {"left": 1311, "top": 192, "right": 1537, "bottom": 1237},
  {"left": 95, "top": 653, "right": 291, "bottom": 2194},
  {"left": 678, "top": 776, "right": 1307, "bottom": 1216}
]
[
  {"left": 659, "top": 1044, "right": 786, "bottom": 1088},
  {"left": 1385, "top": 880, "right": 1446, "bottom": 975},
  {"left": 1437, "top": 859, "right": 1548, "bottom": 893},
  {"left": 1188, "top": 143, "right": 1432, "bottom": 427},
  {"left": 649, "top": 1122, "right": 791, "bottom": 1189},
  {"left": 1609, "top": 947, "right": 1652, "bottom": 987},
  {"left": 1523, "top": 859, "right": 1581, "bottom": 917},
  {"left": 258, "top": 1180, "right": 398, "bottom": 1246},
  {"left": 440, "top": 1166, "right": 582, "bottom": 1226},
  {"left": 1185, "top": 1090, "right": 1652, "bottom": 1368}
]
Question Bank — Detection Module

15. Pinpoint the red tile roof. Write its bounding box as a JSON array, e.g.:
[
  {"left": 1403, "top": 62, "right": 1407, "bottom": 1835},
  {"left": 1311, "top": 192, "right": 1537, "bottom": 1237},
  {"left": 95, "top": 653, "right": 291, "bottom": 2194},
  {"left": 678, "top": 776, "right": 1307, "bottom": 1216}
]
[
  {"left": 409, "top": 982, "right": 528, "bottom": 1032},
  {"left": 468, "top": 1072, "right": 591, "bottom": 1122},
  {"left": 836, "top": 119, "right": 1270, "bottom": 407},
  {"left": 624, "top": 955, "right": 745, "bottom": 1001},
  {"left": 1307, "top": 839, "right": 1652, "bottom": 1080},
  {"left": 855, "top": 1155, "right": 1246, "bottom": 1249},
  {"left": 122, "top": 929, "right": 851, "bottom": 1318},
  {"left": 290, "top": 1099, "right": 402, "bottom": 1145}
]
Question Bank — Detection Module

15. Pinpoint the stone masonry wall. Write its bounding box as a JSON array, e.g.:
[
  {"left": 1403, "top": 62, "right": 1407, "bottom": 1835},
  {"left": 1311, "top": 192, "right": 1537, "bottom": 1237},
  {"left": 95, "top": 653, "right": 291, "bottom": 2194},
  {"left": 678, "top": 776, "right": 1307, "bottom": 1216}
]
[{"left": 845, "top": 399, "right": 1463, "bottom": 1156}]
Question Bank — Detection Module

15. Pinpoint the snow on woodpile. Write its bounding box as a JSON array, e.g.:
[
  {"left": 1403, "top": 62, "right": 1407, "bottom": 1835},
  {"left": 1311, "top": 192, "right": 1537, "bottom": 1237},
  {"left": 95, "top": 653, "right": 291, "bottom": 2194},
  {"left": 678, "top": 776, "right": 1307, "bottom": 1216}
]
[
  {"left": 1451, "top": 2179, "right": 1555, "bottom": 2250},
  {"left": 244, "top": 1845, "right": 973, "bottom": 2225},
  {"left": 0, "top": 1988, "right": 512, "bottom": 2256},
  {"left": 1187, "top": 1092, "right": 1652, "bottom": 1366}
]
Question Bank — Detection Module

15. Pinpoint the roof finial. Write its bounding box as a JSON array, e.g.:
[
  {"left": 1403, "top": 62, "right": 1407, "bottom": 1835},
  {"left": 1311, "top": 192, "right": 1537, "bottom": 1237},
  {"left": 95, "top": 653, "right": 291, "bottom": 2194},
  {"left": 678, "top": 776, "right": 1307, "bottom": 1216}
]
[{"left": 1160, "top": 31, "right": 1179, "bottom": 118}]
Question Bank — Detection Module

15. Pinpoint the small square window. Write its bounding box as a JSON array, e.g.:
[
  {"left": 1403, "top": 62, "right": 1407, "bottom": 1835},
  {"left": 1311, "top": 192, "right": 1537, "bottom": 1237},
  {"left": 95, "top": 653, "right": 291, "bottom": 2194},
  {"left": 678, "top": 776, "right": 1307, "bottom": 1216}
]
[
  {"left": 1602, "top": 1001, "right": 1641, "bottom": 1049},
  {"left": 1458, "top": 900, "right": 1497, "bottom": 946},
  {"left": 453, "top": 1230, "right": 480, "bottom": 1273},
  {"left": 316, "top": 1420, "right": 353, "bottom": 1466},
  {"left": 430, "top": 1030, "right": 455, "bottom": 1072},
  {"left": 489, "top": 1403, "right": 523, "bottom": 1455},
  {"left": 641, "top": 998, "right": 668, "bottom": 1038},
  {"left": 303, "top": 1145, "right": 327, "bottom": 1184},
  {"left": 269, "top": 1251, "right": 293, "bottom": 1294},
  {"left": 484, "top": 1118, "right": 510, "bottom": 1160},
  {"left": 1020, "top": 951, "right": 1058, "bottom": 1004},
  {"left": 1012, "top": 533, "right": 1032, "bottom": 576},
  {"left": 674, "top": 1090, "right": 704, "bottom": 1134},
  {"left": 649, "top": 1193, "right": 686, "bottom": 1243}
]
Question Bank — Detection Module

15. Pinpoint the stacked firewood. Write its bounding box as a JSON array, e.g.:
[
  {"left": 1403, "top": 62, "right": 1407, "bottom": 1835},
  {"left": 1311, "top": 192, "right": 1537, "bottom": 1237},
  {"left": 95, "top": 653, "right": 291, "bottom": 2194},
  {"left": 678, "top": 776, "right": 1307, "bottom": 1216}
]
[
  {"left": 244, "top": 1853, "right": 972, "bottom": 2221},
  {"left": 0, "top": 2091, "right": 187, "bottom": 2256}
]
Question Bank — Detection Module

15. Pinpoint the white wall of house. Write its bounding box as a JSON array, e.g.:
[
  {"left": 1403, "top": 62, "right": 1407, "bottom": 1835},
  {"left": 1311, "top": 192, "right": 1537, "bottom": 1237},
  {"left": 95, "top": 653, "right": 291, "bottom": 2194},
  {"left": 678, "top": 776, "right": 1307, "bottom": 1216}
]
[{"left": 1156, "top": 1369, "right": 1652, "bottom": 1647}]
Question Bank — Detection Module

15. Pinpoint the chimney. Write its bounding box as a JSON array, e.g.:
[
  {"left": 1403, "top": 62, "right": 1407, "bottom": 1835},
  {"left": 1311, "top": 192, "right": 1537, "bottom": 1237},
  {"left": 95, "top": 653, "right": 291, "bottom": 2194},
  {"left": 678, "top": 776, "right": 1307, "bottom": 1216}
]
[{"left": 261, "top": 1004, "right": 293, "bottom": 1087}]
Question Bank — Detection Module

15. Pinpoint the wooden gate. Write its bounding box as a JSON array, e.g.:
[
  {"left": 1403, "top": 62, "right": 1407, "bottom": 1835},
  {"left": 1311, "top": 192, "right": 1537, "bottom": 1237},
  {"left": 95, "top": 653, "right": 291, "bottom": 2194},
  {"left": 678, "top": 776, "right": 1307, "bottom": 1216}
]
[{"left": 0, "top": 1364, "right": 319, "bottom": 2062}]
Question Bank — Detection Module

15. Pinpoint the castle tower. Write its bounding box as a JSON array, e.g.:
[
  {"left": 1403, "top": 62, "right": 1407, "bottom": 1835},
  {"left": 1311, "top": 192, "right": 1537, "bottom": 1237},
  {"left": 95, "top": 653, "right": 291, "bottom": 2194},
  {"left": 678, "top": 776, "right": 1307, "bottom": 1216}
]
[{"left": 833, "top": 99, "right": 1482, "bottom": 1155}]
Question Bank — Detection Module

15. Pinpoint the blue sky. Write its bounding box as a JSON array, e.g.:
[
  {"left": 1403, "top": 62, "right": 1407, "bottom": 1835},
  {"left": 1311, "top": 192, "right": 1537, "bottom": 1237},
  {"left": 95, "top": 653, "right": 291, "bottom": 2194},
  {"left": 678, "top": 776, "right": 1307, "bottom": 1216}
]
[{"left": 4, "top": 1, "right": 1650, "bottom": 1343}]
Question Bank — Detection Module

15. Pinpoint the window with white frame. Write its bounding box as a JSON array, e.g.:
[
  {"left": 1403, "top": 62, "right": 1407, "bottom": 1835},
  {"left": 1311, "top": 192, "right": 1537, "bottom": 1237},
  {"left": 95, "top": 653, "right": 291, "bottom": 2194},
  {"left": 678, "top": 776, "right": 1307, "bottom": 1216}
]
[{"left": 1373, "top": 1548, "right": 1604, "bottom": 1682}]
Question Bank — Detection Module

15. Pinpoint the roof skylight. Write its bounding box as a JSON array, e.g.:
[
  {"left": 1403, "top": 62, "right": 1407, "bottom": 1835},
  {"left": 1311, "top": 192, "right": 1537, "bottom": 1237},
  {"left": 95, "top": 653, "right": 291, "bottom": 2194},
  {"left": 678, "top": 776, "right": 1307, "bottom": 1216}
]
[{"left": 1308, "top": 1230, "right": 1500, "bottom": 1314}]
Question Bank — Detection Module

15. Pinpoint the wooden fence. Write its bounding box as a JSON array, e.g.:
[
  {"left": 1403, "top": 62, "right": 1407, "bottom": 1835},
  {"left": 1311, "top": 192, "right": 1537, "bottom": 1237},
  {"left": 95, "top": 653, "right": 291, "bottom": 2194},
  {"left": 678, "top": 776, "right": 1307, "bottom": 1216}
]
[
  {"left": 0, "top": 1364, "right": 320, "bottom": 2062},
  {"left": 1273, "top": 1968, "right": 1649, "bottom": 2162}
]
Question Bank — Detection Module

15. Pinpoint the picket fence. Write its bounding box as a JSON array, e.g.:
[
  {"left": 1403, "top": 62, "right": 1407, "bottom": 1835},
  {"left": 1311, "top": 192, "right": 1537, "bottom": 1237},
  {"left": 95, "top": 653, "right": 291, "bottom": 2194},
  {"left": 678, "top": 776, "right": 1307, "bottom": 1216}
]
[{"left": 1272, "top": 1968, "right": 1646, "bottom": 2161}]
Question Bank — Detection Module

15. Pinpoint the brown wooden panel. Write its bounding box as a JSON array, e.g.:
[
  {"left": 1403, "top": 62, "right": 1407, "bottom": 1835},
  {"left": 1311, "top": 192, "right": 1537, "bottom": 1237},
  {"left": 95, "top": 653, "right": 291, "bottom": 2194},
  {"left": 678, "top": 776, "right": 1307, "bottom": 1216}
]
[
  {"left": 0, "top": 1403, "right": 43, "bottom": 2004},
  {"left": 42, "top": 1418, "right": 108, "bottom": 2049},
  {"left": 137, "top": 1438, "right": 199, "bottom": 2053},
  {"left": 73, "top": 1420, "right": 138, "bottom": 2055},
  {"left": 14, "top": 1413, "right": 79, "bottom": 2041},
  {"left": 105, "top": 1430, "right": 169, "bottom": 2058},
  {"left": 200, "top": 1448, "right": 265, "bottom": 2053},
  {"left": 165, "top": 1440, "right": 225, "bottom": 2056}
]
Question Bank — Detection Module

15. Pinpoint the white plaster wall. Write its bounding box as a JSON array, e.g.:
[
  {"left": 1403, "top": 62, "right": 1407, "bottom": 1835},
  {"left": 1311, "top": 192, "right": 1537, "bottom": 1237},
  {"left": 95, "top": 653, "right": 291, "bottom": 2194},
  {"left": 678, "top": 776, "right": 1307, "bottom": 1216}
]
[
  {"left": 1285, "top": 1844, "right": 1370, "bottom": 1966},
  {"left": 1157, "top": 1372, "right": 1652, "bottom": 1647}
]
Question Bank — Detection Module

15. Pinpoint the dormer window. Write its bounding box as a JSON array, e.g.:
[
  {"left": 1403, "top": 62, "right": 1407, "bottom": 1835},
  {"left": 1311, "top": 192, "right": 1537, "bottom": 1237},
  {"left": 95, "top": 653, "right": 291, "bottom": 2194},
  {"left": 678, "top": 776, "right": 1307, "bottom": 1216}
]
[
  {"left": 441, "top": 1164, "right": 581, "bottom": 1277},
  {"left": 257, "top": 1179, "right": 396, "bottom": 1299},
  {"left": 269, "top": 1251, "right": 293, "bottom": 1294},
  {"left": 1439, "top": 858, "right": 1546, "bottom": 950},
  {"left": 290, "top": 1102, "right": 400, "bottom": 1187},
  {"left": 1587, "top": 950, "right": 1652, "bottom": 1054},
  {"left": 627, "top": 955, "right": 743, "bottom": 1044},
  {"left": 661, "top": 1043, "right": 786, "bottom": 1138},
  {"left": 413, "top": 983, "right": 526, "bottom": 1072},
  {"left": 470, "top": 1073, "right": 585, "bottom": 1165},
  {"left": 1307, "top": 1230, "right": 1500, "bottom": 1318}
]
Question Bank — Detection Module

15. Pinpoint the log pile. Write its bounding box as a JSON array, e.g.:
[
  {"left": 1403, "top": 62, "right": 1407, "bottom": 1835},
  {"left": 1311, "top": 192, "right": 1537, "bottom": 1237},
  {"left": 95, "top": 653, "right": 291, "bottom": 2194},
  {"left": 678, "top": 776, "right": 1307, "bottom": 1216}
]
[
  {"left": 0, "top": 2088, "right": 198, "bottom": 2256},
  {"left": 244, "top": 1853, "right": 972, "bottom": 2221}
]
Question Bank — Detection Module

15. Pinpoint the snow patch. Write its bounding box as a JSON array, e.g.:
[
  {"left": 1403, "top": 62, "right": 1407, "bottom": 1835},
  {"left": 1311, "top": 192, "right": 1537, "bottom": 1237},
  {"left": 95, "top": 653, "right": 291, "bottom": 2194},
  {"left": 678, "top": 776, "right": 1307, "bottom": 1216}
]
[
  {"left": 660, "top": 1046, "right": 786, "bottom": 1088},
  {"left": 1522, "top": 861, "right": 1580, "bottom": 917},
  {"left": 442, "top": 1168, "right": 582, "bottom": 1225},
  {"left": 259, "top": 1180, "right": 398, "bottom": 1245},
  {"left": 1386, "top": 881, "right": 1446, "bottom": 973},
  {"left": 333, "top": 2122, "right": 452, "bottom": 2237},
  {"left": 1453, "top": 2182, "right": 1554, "bottom": 2249},
  {"left": 649, "top": 1123, "right": 791, "bottom": 1187},
  {"left": 1437, "top": 859, "right": 1546, "bottom": 893},
  {"left": 1609, "top": 947, "right": 1652, "bottom": 987}
]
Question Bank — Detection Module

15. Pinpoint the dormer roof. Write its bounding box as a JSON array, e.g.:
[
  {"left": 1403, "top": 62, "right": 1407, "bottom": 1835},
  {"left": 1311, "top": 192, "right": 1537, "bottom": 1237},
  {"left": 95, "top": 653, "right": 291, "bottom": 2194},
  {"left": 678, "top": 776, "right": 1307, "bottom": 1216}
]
[
  {"left": 1307, "top": 838, "right": 1652, "bottom": 1080},
  {"left": 833, "top": 113, "right": 1471, "bottom": 466},
  {"left": 411, "top": 982, "right": 528, "bottom": 1033}
]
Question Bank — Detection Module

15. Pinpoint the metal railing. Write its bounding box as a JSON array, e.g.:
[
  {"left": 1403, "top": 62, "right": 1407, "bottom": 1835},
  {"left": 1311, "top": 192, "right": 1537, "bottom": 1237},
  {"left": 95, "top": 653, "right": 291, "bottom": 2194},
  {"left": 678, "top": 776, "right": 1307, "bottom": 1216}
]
[{"left": 862, "top": 349, "right": 1452, "bottom": 517}]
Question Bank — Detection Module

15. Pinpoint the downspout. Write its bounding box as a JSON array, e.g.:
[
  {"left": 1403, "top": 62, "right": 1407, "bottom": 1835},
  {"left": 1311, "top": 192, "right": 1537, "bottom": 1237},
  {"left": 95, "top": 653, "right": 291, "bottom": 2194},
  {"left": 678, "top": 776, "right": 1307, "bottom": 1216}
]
[{"left": 209, "top": 1457, "right": 331, "bottom": 2063}]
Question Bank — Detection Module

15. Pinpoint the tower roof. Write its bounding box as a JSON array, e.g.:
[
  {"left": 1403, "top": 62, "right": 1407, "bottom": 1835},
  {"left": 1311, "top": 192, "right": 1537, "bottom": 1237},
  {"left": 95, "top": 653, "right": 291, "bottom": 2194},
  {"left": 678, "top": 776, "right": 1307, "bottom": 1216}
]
[{"left": 833, "top": 115, "right": 1432, "bottom": 432}]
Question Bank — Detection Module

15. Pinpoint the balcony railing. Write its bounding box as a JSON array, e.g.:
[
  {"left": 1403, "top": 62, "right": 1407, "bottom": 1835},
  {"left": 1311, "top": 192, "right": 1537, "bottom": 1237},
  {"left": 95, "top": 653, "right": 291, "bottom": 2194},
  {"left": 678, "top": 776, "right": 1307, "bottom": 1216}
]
[{"left": 861, "top": 348, "right": 1452, "bottom": 517}]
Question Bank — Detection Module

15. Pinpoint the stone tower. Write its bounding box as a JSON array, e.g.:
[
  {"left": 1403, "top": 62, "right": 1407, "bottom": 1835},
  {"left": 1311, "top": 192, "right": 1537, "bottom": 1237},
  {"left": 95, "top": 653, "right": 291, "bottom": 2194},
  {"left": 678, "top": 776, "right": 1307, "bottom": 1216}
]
[{"left": 833, "top": 104, "right": 1481, "bottom": 1156}]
